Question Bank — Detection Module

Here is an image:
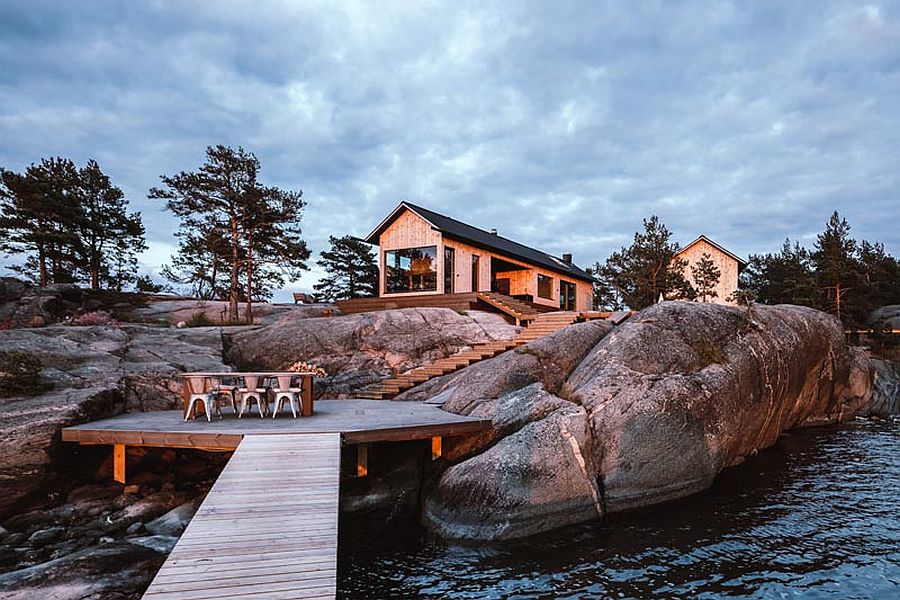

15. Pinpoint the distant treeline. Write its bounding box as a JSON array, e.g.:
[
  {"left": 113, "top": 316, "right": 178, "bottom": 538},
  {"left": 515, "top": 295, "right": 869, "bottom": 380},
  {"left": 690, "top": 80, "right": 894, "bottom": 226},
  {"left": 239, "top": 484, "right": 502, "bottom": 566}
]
[
  {"left": 589, "top": 212, "right": 900, "bottom": 329},
  {"left": 742, "top": 212, "right": 900, "bottom": 329}
]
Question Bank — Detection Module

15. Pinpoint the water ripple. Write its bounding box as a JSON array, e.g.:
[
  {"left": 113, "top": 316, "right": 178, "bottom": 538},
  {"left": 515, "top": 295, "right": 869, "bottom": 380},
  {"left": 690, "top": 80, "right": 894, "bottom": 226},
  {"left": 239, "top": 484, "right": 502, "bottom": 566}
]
[{"left": 339, "top": 419, "right": 900, "bottom": 599}]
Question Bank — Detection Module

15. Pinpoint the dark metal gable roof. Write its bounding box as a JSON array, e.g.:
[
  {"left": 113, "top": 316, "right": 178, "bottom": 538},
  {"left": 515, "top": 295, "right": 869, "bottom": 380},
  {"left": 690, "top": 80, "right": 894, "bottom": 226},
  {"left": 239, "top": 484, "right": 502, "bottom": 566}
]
[{"left": 365, "top": 201, "right": 595, "bottom": 283}]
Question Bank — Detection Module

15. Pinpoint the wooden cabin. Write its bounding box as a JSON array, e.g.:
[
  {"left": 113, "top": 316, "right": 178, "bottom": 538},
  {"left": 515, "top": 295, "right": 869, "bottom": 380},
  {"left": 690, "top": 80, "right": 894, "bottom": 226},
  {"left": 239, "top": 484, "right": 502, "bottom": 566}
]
[
  {"left": 361, "top": 202, "right": 595, "bottom": 312},
  {"left": 676, "top": 235, "right": 747, "bottom": 305}
]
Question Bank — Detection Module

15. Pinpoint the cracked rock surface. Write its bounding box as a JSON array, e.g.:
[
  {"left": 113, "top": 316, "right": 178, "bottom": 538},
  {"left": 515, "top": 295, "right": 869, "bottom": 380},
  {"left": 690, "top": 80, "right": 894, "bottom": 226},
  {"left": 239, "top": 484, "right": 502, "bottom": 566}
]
[
  {"left": 0, "top": 324, "right": 229, "bottom": 519},
  {"left": 421, "top": 302, "right": 874, "bottom": 541},
  {"left": 227, "top": 307, "right": 519, "bottom": 398}
]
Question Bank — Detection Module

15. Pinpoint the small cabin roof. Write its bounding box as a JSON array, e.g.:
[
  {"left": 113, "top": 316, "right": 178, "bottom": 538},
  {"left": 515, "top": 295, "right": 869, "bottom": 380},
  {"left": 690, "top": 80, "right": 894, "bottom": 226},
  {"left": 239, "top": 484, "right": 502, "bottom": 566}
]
[
  {"left": 677, "top": 235, "right": 748, "bottom": 268},
  {"left": 365, "top": 201, "right": 595, "bottom": 282}
]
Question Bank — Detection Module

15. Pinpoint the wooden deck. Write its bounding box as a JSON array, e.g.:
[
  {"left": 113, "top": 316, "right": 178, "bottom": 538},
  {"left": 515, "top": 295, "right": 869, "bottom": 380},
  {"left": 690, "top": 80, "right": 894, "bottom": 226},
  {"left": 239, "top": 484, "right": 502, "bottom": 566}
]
[
  {"left": 62, "top": 399, "right": 491, "bottom": 449},
  {"left": 143, "top": 433, "right": 341, "bottom": 599},
  {"left": 61, "top": 400, "right": 492, "bottom": 599}
]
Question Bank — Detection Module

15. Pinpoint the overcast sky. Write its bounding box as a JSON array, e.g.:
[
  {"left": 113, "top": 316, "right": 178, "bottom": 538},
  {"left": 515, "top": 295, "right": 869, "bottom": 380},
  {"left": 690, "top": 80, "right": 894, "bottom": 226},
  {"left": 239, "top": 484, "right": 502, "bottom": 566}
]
[{"left": 2, "top": 1, "right": 898, "bottom": 301}]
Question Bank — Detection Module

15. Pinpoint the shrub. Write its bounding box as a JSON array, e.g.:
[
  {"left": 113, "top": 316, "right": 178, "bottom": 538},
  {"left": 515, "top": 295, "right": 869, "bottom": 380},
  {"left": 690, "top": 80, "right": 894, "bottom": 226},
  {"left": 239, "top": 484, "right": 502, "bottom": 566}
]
[
  {"left": 72, "top": 310, "right": 120, "bottom": 327},
  {"left": 185, "top": 311, "right": 215, "bottom": 327},
  {"left": 0, "top": 351, "right": 51, "bottom": 397}
]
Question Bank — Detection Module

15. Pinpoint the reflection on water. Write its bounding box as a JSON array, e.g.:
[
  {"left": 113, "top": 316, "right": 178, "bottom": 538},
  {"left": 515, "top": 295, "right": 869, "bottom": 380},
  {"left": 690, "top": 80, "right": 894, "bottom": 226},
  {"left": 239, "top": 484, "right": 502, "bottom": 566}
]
[{"left": 338, "top": 419, "right": 900, "bottom": 599}]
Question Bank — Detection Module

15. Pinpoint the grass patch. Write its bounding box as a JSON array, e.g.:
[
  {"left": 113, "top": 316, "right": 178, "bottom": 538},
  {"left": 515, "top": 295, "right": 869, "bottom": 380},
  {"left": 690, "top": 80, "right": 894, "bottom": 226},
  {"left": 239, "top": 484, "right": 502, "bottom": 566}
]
[
  {"left": 0, "top": 351, "right": 52, "bottom": 397},
  {"left": 184, "top": 312, "right": 216, "bottom": 327}
]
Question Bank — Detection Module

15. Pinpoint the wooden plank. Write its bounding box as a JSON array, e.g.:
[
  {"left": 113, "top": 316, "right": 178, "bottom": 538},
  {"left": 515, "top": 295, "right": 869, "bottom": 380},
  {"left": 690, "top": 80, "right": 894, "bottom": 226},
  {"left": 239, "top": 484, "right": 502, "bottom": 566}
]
[
  {"left": 143, "top": 433, "right": 341, "bottom": 600},
  {"left": 113, "top": 444, "right": 125, "bottom": 484},
  {"left": 62, "top": 400, "right": 492, "bottom": 449}
]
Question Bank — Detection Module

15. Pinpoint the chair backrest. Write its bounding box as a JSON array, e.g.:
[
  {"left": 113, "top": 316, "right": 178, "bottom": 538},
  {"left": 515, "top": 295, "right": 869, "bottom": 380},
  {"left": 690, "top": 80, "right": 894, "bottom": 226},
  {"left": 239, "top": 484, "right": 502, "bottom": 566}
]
[
  {"left": 186, "top": 376, "right": 206, "bottom": 394},
  {"left": 276, "top": 375, "right": 293, "bottom": 390},
  {"left": 243, "top": 374, "right": 259, "bottom": 390}
]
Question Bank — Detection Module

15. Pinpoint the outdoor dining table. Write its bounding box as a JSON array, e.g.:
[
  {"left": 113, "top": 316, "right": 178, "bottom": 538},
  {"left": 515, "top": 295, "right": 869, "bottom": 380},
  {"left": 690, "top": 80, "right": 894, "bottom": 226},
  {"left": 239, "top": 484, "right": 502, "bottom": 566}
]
[{"left": 178, "top": 371, "right": 317, "bottom": 419}]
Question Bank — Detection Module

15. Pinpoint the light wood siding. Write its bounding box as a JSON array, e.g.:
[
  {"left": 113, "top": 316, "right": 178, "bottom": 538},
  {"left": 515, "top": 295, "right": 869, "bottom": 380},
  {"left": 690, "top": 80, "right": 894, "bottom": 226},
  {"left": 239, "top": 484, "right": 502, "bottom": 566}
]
[
  {"left": 376, "top": 208, "right": 592, "bottom": 310},
  {"left": 443, "top": 238, "right": 591, "bottom": 311},
  {"left": 678, "top": 239, "right": 740, "bottom": 305},
  {"left": 378, "top": 210, "right": 442, "bottom": 297}
]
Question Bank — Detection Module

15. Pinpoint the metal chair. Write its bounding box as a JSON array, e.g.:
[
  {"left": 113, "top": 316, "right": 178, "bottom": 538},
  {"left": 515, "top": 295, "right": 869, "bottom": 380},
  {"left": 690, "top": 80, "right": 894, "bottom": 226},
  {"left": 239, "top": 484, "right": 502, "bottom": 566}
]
[
  {"left": 271, "top": 375, "right": 303, "bottom": 418},
  {"left": 208, "top": 377, "right": 238, "bottom": 418},
  {"left": 237, "top": 375, "right": 268, "bottom": 418},
  {"left": 184, "top": 376, "right": 213, "bottom": 422}
]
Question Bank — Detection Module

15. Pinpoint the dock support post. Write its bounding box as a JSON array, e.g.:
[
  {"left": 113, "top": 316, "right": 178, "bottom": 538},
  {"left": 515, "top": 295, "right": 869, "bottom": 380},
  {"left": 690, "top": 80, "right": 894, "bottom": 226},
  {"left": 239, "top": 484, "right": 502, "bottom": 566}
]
[
  {"left": 113, "top": 444, "right": 126, "bottom": 484},
  {"left": 431, "top": 436, "right": 442, "bottom": 460},
  {"left": 357, "top": 444, "right": 368, "bottom": 477},
  {"left": 302, "top": 375, "right": 314, "bottom": 417}
]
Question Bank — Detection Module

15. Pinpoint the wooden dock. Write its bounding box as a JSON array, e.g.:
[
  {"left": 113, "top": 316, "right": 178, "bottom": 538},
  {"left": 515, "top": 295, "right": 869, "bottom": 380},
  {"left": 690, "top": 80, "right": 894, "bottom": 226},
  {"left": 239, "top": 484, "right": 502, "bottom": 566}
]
[
  {"left": 62, "top": 399, "right": 491, "bottom": 449},
  {"left": 143, "top": 433, "right": 341, "bottom": 599},
  {"left": 61, "top": 400, "right": 493, "bottom": 599}
]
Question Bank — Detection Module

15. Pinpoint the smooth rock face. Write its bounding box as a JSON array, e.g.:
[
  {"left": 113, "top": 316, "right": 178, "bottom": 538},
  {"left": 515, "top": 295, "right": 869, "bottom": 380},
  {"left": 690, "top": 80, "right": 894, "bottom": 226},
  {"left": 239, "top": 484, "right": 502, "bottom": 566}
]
[
  {"left": 0, "top": 324, "right": 228, "bottom": 519},
  {"left": 426, "top": 302, "right": 873, "bottom": 540},
  {"left": 132, "top": 299, "right": 336, "bottom": 326},
  {"left": 566, "top": 303, "right": 871, "bottom": 513},
  {"left": 227, "top": 308, "right": 519, "bottom": 398},
  {"left": 425, "top": 384, "right": 603, "bottom": 540},
  {"left": 862, "top": 358, "right": 900, "bottom": 415},
  {"left": 869, "top": 305, "right": 900, "bottom": 329}
]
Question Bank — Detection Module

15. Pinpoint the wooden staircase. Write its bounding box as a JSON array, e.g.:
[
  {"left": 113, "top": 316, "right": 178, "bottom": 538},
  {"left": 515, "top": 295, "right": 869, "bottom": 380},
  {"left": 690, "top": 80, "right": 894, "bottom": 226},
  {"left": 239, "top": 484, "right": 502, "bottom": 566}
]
[
  {"left": 475, "top": 292, "right": 539, "bottom": 325},
  {"left": 356, "top": 310, "right": 581, "bottom": 400},
  {"left": 515, "top": 311, "right": 579, "bottom": 344}
]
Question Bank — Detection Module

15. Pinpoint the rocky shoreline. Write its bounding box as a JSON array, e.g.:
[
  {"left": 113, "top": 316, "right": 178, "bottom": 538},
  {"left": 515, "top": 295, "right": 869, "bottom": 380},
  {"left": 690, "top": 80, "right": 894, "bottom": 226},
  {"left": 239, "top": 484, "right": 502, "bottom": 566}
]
[{"left": 0, "top": 280, "right": 897, "bottom": 598}]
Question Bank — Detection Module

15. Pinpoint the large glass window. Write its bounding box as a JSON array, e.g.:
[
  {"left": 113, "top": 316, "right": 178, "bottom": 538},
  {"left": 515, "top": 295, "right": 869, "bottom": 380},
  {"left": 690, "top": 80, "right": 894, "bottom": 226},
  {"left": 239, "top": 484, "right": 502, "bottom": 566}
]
[
  {"left": 384, "top": 246, "right": 438, "bottom": 293},
  {"left": 537, "top": 274, "right": 553, "bottom": 299}
]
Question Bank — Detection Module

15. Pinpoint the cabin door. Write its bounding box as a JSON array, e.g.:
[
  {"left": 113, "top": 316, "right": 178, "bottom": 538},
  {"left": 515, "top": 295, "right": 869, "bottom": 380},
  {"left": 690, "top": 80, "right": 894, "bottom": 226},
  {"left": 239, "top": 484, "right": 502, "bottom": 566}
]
[
  {"left": 560, "top": 281, "right": 576, "bottom": 311},
  {"left": 444, "top": 247, "right": 455, "bottom": 293},
  {"left": 471, "top": 255, "right": 480, "bottom": 292}
]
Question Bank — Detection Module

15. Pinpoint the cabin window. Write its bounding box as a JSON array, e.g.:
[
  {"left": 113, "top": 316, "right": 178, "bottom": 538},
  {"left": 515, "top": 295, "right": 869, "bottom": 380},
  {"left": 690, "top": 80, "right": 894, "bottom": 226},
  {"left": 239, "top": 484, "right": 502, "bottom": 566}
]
[
  {"left": 384, "top": 246, "right": 438, "bottom": 293},
  {"left": 537, "top": 274, "right": 553, "bottom": 299}
]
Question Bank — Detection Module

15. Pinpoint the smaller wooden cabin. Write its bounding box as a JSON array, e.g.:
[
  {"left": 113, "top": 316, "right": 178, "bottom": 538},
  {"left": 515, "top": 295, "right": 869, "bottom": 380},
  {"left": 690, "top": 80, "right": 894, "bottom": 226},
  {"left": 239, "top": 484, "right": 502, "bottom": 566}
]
[
  {"left": 364, "top": 202, "right": 595, "bottom": 312},
  {"left": 676, "top": 235, "right": 747, "bottom": 305}
]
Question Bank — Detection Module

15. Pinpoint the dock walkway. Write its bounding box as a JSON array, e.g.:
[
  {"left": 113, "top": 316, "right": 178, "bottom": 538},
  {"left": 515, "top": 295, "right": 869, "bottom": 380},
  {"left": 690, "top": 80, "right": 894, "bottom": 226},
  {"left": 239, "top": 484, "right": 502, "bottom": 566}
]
[
  {"left": 143, "top": 433, "right": 341, "bottom": 599},
  {"left": 62, "top": 400, "right": 492, "bottom": 599}
]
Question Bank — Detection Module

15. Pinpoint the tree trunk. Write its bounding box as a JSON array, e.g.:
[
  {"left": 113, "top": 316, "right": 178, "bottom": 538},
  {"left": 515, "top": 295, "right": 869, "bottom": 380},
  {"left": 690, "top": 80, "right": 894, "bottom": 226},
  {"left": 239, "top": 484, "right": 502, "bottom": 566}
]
[
  {"left": 38, "top": 243, "right": 47, "bottom": 288},
  {"left": 91, "top": 238, "right": 100, "bottom": 291},
  {"left": 229, "top": 218, "right": 240, "bottom": 323},
  {"left": 245, "top": 233, "right": 254, "bottom": 325},
  {"left": 835, "top": 283, "right": 842, "bottom": 323}
]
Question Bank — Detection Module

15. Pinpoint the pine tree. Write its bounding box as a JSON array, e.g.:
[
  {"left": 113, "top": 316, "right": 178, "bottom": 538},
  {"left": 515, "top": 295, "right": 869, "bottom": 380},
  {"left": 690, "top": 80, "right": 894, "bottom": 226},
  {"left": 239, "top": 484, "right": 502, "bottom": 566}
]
[
  {"left": 313, "top": 235, "right": 378, "bottom": 302},
  {"left": 161, "top": 228, "right": 232, "bottom": 300},
  {"left": 858, "top": 240, "right": 900, "bottom": 314},
  {"left": 151, "top": 145, "right": 310, "bottom": 323},
  {"left": 597, "top": 216, "right": 695, "bottom": 310},
  {"left": 77, "top": 160, "right": 146, "bottom": 290},
  {"left": 586, "top": 261, "right": 625, "bottom": 310},
  {"left": 812, "top": 211, "right": 861, "bottom": 325},
  {"left": 0, "top": 158, "right": 84, "bottom": 286},
  {"left": 742, "top": 239, "right": 817, "bottom": 306},
  {"left": 691, "top": 252, "right": 721, "bottom": 302},
  {"left": 1, "top": 158, "right": 146, "bottom": 290}
]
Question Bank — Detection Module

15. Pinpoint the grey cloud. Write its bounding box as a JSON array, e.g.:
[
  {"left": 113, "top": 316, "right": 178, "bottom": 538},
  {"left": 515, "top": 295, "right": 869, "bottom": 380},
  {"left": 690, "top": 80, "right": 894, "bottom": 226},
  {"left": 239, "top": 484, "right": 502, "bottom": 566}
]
[{"left": 1, "top": 1, "right": 898, "bottom": 298}]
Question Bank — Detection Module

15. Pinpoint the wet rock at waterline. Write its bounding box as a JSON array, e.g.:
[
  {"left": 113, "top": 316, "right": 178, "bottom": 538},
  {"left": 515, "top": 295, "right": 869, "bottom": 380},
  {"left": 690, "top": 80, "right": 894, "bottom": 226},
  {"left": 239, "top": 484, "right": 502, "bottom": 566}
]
[
  {"left": 426, "top": 302, "right": 874, "bottom": 540},
  {"left": 862, "top": 358, "right": 900, "bottom": 416},
  {"left": 425, "top": 384, "right": 602, "bottom": 540}
]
